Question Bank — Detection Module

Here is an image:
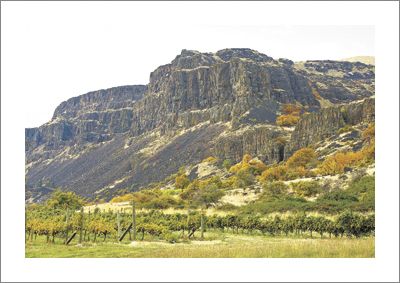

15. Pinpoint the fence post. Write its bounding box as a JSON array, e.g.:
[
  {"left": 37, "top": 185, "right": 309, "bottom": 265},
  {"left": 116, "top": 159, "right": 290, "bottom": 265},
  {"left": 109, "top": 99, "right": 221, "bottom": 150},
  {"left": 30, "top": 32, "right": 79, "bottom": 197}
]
[
  {"left": 200, "top": 208, "right": 205, "bottom": 239},
  {"left": 86, "top": 209, "right": 91, "bottom": 241},
  {"left": 132, "top": 201, "right": 136, "bottom": 241},
  {"left": 79, "top": 207, "right": 84, "bottom": 243},
  {"left": 186, "top": 207, "right": 191, "bottom": 238},
  {"left": 117, "top": 210, "right": 121, "bottom": 239},
  {"left": 65, "top": 208, "right": 69, "bottom": 244}
]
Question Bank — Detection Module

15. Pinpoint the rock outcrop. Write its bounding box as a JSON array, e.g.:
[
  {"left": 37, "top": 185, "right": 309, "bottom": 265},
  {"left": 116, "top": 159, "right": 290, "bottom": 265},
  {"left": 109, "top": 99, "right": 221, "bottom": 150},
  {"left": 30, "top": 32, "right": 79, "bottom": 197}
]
[
  {"left": 285, "top": 98, "right": 375, "bottom": 158},
  {"left": 25, "top": 48, "right": 375, "bottom": 202}
]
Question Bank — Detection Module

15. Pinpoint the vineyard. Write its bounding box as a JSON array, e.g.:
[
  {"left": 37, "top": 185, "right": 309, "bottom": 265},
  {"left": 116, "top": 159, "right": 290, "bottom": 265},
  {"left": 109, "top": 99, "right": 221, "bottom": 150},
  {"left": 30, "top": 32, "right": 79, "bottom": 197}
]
[{"left": 26, "top": 203, "right": 374, "bottom": 246}]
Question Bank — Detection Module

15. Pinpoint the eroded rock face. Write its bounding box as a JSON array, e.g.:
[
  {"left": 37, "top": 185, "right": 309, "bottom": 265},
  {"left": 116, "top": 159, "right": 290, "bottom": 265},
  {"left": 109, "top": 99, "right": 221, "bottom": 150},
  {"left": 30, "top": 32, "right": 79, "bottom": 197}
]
[
  {"left": 25, "top": 48, "right": 375, "bottom": 201},
  {"left": 285, "top": 98, "right": 375, "bottom": 158},
  {"left": 212, "top": 126, "right": 290, "bottom": 164}
]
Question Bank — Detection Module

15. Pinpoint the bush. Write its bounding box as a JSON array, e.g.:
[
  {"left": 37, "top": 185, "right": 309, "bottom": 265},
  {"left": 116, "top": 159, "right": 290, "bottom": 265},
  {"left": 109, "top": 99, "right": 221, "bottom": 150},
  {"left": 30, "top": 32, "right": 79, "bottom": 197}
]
[
  {"left": 286, "top": 147, "right": 317, "bottom": 169},
  {"left": 202, "top": 156, "right": 218, "bottom": 164},
  {"left": 276, "top": 114, "right": 300, "bottom": 127},
  {"left": 262, "top": 182, "right": 289, "bottom": 199},
  {"left": 362, "top": 123, "right": 375, "bottom": 142},
  {"left": 285, "top": 166, "right": 311, "bottom": 179},
  {"left": 163, "top": 232, "right": 179, "bottom": 243},
  {"left": 175, "top": 174, "right": 190, "bottom": 191},
  {"left": 235, "top": 168, "right": 255, "bottom": 187},
  {"left": 282, "top": 104, "right": 302, "bottom": 115},
  {"left": 338, "top": 125, "right": 354, "bottom": 134},
  {"left": 146, "top": 195, "right": 179, "bottom": 209},
  {"left": 181, "top": 177, "right": 225, "bottom": 208},
  {"left": 291, "top": 181, "right": 322, "bottom": 197},
  {"left": 318, "top": 190, "right": 358, "bottom": 202},
  {"left": 317, "top": 146, "right": 374, "bottom": 176},
  {"left": 222, "top": 159, "right": 233, "bottom": 171},
  {"left": 46, "top": 189, "right": 85, "bottom": 210},
  {"left": 110, "top": 193, "right": 134, "bottom": 203},
  {"left": 347, "top": 175, "right": 375, "bottom": 207},
  {"left": 259, "top": 164, "right": 287, "bottom": 182}
]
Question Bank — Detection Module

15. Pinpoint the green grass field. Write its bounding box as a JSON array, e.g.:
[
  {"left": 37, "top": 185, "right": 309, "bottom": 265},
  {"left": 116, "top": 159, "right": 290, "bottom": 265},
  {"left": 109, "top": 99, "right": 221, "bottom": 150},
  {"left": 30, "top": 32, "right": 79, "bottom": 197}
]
[{"left": 26, "top": 232, "right": 374, "bottom": 258}]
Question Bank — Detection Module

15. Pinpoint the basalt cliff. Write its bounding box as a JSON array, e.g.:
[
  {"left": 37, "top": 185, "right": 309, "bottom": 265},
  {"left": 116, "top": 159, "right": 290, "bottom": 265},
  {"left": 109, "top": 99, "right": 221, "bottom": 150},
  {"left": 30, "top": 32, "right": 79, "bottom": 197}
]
[{"left": 25, "top": 49, "right": 375, "bottom": 202}]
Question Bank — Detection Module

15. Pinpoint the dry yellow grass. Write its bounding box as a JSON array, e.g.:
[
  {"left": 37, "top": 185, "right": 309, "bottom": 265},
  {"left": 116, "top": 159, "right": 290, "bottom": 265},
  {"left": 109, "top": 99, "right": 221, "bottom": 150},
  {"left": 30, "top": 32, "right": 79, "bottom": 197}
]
[{"left": 26, "top": 233, "right": 374, "bottom": 258}]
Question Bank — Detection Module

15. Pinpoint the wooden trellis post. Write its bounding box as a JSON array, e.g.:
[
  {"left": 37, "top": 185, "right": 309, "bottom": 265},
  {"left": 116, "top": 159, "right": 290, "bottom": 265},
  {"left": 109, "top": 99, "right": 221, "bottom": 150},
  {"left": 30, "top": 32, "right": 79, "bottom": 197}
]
[
  {"left": 65, "top": 208, "right": 69, "bottom": 244},
  {"left": 117, "top": 210, "right": 121, "bottom": 239},
  {"left": 79, "top": 207, "right": 84, "bottom": 243},
  {"left": 200, "top": 207, "right": 205, "bottom": 239},
  {"left": 132, "top": 201, "right": 136, "bottom": 241}
]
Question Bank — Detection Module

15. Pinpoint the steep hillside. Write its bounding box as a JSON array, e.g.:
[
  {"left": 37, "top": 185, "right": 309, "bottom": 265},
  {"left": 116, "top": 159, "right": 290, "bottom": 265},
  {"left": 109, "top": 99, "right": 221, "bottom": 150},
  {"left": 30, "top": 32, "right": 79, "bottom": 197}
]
[
  {"left": 25, "top": 48, "right": 375, "bottom": 202},
  {"left": 342, "top": 56, "right": 375, "bottom": 65}
]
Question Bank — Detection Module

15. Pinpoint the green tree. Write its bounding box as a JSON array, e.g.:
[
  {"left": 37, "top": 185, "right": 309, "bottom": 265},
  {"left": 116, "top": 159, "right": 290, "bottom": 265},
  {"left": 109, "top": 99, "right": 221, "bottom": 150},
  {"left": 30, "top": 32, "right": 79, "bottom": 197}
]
[
  {"left": 175, "top": 174, "right": 190, "bottom": 191},
  {"left": 222, "top": 159, "right": 233, "bottom": 171},
  {"left": 46, "top": 189, "right": 85, "bottom": 210},
  {"left": 262, "top": 182, "right": 288, "bottom": 199}
]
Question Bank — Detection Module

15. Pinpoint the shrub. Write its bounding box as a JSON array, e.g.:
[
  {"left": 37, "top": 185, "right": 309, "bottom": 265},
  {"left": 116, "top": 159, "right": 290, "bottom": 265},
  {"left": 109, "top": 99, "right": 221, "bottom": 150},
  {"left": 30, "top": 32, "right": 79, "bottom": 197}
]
[
  {"left": 347, "top": 175, "right": 375, "bottom": 206},
  {"left": 175, "top": 174, "right": 190, "bottom": 191},
  {"left": 248, "top": 159, "right": 268, "bottom": 174},
  {"left": 230, "top": 155, "right": 266, "bottom": 175},
  {"left": 286, "top": 147, "right": 317, "bottom": 169},
  {"left": 110, "top": 193, "right": 134, "bottom": 203},
  {"left": 338, "top": 125, "right": 354, "bottom": 134},
  {"left": 276, "top": 114, "right": 300, "bottom": 127},
  {"left": 259, "top": 164, "right": 287, "bottom": 182},
  {"left": 222, "top": 159, "right": 233, "bottom": 171},
  {"left": 46, "top": 189, "right": 85, "bottom": 210},
  {"left": 318, "top": 190, "right": 358, "bottom": 202},
  {"left": 146, "top": 195, "right": 178, "bottom": 209},
  {"left": 286, "top": 166, "right": 314, "bottom": 179},
  {"left": 235, "top": 168, "right": 255, "bottom": 187},
  {"left": 317, "top": 144, "right": 374, "bottom": 176},
  {"left": 202, "top": 156, "right": 218, "bottom": 164},
  {"left": 180, "top": 178, "right": 225, "bottom": 208},
  {"left": 291, "top": 181, "right": 322, "bottom": 198},
  {"left": 163, "top": 232, "right": 179, "bottom": 243},
  {"left": 262, "top": 181, "right": 289, "bottom": 199},
  {"left": 362, "top": 123, "right": 375, "bottom": 142},
  {"left": 282, "top": 104, "right": 302, "bottom": 115}
]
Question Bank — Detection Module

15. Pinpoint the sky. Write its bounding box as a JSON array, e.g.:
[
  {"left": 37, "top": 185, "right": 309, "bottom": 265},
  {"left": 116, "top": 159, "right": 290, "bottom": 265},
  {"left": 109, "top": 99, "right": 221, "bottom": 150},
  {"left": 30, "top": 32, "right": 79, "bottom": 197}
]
[{"left": 1, "top": 2, "right": 374, "bottom": 128}]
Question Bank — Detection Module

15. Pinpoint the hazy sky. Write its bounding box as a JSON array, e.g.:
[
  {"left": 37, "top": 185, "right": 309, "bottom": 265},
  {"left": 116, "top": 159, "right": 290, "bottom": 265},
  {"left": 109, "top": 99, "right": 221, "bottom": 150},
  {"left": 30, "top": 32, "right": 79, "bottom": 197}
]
[{"left": 1, "top": 2, "right": 374, "bottom": 128}]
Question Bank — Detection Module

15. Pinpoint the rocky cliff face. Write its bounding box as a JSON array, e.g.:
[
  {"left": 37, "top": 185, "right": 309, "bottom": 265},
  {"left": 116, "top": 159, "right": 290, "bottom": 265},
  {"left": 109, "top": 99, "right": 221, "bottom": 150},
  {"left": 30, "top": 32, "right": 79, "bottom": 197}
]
[
  {"left": 25, "top": 48, "right": 375, "bottom": 202},
  {"left": 285, "top": 98, "right": 375, "bottom": 158}
]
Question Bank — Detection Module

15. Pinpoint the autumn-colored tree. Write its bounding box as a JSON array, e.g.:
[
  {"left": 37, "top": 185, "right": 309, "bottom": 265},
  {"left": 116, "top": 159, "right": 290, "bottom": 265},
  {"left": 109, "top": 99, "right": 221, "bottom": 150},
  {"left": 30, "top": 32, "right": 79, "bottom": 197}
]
[
  {"left": 362, "top": 123, "right": 375, "bottom": 143},
  {"left": 229, "top": 154, "right": 252, "bottom": 174},
  {"left": 282, "top": 104, "right": 302, "bottom": 115},
  {"left": 317, "top": 145, "right": 375, "bottom": 176},
  {"left": 286, "top": 147, "right": 317, "bottom": 169},
  {"left": 202, "top": 156, "right": 218, "bottom": 164},
  {"left": 276, "top": 114, "right": 300, "bottom": 127},
  {"left": 259, "top": 164, "right": 287, "bottom": 182}
]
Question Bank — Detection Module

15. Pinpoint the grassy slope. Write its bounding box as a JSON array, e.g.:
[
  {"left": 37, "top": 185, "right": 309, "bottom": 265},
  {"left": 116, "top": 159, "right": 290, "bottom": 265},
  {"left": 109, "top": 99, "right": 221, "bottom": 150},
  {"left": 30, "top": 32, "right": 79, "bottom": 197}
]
[{"left": 26, "top": 232, "right": 374, "bottom": 258}]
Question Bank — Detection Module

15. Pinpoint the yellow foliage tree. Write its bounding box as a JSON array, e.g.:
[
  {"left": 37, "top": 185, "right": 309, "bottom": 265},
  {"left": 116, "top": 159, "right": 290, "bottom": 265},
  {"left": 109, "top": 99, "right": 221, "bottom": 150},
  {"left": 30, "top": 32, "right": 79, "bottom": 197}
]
[
  {"left": 202, "top": 156, "right": 218, "bottom": 164},
  {"left": 282, "top": 104, "right": 302, "bottom": 115},
  {"left": 286, "top": 147, "right": 317, "bottom": 169},
  {"left": 362, "top": 123, "right": 375, "bottom": 143},
  {"left": 259, "top": 164, "right": 287, "bottom": 182},
  {"left": 276, "top": 114, "right": 300, "bottom": 127}
]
